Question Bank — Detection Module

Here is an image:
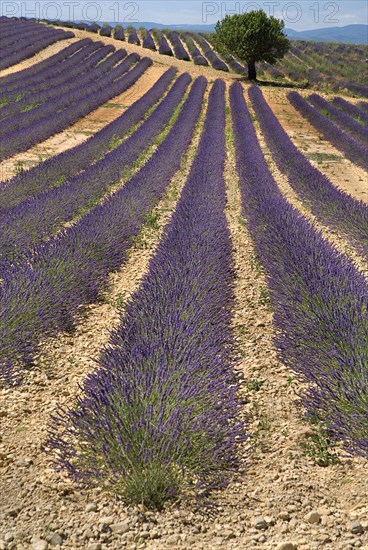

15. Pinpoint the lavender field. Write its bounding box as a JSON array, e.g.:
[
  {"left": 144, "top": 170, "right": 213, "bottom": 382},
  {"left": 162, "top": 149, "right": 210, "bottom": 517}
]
[{"left": 0, "top": 15, "right": 367, "bottom": 550}]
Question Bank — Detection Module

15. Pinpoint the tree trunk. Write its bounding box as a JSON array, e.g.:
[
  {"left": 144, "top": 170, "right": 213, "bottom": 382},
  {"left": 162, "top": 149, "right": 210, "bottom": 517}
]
[{"left": 248, "top": 60, "right": 256, "bottom": 81}]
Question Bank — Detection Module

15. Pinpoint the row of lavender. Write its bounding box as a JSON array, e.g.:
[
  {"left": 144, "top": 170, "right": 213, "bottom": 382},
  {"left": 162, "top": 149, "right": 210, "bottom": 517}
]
[
  {"left": 47, "top": 79, "right": 245, "bottom": 508},
  {"left": 0, "top": 75, "right": 205, "bottom": 384},
  {"left": 24, "top": 17, "right": 234, "bottom": 72},
  {"left": 288, "top": 91, "right": 368, "bottom": 171},
  {"left": 39, "top": 19, "right": 160, "bottom": 52},
  {"left": 128, "top": 27, "right": 231, "bottom": 71},
  {"left": 0, "top": 52, "right": 151, "bottom": 161},
  {"left": 194, "top": 34, "right": 228, "bottom": 71},
  {"left": 0, "top": 37, "right": 88, "bottom": 90},
  {"left": 308, "top": 93, "right": 368, "bottom": 144},
  {"left": 0, "top": 42, "right": 121, "bottom": 129},
  {"left": 0, "top": 39, "right": 99, "bottom": 104},
  {"left": 67, "top": 21, "right": 200, "bottom": 64},
  {"left": 0, "top": 17, "right": 74, "bottom": 70},
  {"left": 0, "top": 72, "right": 191, "bottom": 273},
  {"left": 332, "top": 96, "right": 368, "bottom": 125},
  {"left": 0, "top": 67, "right": 177, "bottom": 209},
  {"left": 250, "top": 88, "right": 368, "bottom": 259},
  {"left": 111, "top": 26, "right": 368, "bottom": 95},
  {"left": 2, "top": 17, "right": 367, "bottom": 96},
  {"left": 180, "top": 33, "right": 208, "bottom": 66},
  {"left": 232, "top": 82, "right": 368, "bottom": 458},
  {"left": 259, "top": 41, "right": 368, "bottom": 97}
]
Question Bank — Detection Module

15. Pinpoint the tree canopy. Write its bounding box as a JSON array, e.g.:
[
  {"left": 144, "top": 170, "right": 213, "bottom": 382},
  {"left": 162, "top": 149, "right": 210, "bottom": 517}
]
[{"left": 213, "top": 10, "right": 290, "bottom": 80}]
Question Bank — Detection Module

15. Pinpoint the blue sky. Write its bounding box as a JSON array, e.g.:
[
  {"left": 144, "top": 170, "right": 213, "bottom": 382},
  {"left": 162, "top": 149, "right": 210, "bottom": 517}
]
[{"left": 2, "top": 1, "right": 367, "bottom": 30}]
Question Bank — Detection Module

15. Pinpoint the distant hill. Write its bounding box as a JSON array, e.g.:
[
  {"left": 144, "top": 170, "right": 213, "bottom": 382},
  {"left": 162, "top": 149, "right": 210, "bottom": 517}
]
[
  {"left": 91, "top": 22, "right": 368, "bottom": 45},
  {"left": 284, "top": 24, "right": 368, "bottom": 45}
]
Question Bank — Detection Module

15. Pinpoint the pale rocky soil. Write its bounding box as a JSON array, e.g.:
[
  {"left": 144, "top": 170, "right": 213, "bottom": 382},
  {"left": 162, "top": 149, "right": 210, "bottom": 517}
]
[{"left": 1, "top": 31, "right": 368, "bottom": 550}]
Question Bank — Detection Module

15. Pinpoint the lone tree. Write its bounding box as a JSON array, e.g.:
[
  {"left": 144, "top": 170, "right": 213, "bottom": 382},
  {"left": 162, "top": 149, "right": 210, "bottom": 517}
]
[{"left": 213, "top": 10, "right": 290, "bottom": 80}]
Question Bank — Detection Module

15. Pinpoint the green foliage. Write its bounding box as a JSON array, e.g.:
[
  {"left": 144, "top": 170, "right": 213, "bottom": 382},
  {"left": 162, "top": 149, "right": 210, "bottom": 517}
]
[
  {"left": 116, "top": 461, "right": 180, "bottom": 509},
  {"left": 20, "top": 102, "right": 40, "bottom": 112},
  {"left": 213, "top": 10, "right": 290, "bottom": 77},
  {"left": 307, "top": 152, "right": 341, "bottom": 164},
  {"left": 108, "top": 135, "right": 121, "bottom": 151},
  {"left": 236, "top": 324, "right": 249, "bottom": 336},
  {"left": 259, "top": 286, "right": 271, "bottom": 308},
  {"left": 115, "top": 292, "right": 126, "bottom": 309},
  {"left": 300, "top": 422, "right": 338, "bottom": 466},
  {"left": 250, "top": 251, "right": 264, "bottom": 276},
  {"left": 14, "top": 160, "right": 25, "bottom": 174},
  {"left": 50, "top": 175, "right": 66, "bottom": 189},
  {"left": 144, "top": 210, "right": 160, "bottom": 230},
  {"left": 247, "top": 378, "right": 265, "bottom": 392}
]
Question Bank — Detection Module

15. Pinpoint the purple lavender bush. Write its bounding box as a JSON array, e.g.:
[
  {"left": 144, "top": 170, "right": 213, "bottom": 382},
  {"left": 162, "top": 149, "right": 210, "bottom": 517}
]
[
  {"left": 0, "top": 22, "right": 64, "bottom": 57},
  {"left": 358, "top": 101, "right": 368, "bottom": 112},
  {"left": 266, "top": 64, "right": 284, "bottom": 79},
  {"left": 100, "top": 24, "right": 112, "bottom": 37},
  {"left": 113, "top": 25, "right": 125, "bottom": 41},
  {"left": 47, "top": 80, "right": 246, "bottom": 508},
  {"left": 0, "top": 38, "right": 92, "bottom": 89},
  {"left": 0, "top": 77, "right": 206, "bottom": 384},
  {"left": 151, "top": 29, "right": 173, "bottom": 56},
  {"left": 332, "top": 97, "right": 368, "bottom": 125},
  {"left": 194, "top": 34, "right": 228, "bottom": 72},
  {"left": 227, "top": 58, "right": 246, "bottom": 75},
  {"left": 141, "top": 28, "right": 156, "bottom": 51},
  {"left": 0, "top": 45, "right": 120, "bottom": 132},
  {"left": 158, "top": 35, "right": 173, "bottom": 56},
  {"left": 0, "top": 40, "right": 102, "bottom": 100},
  {"left": 0, "top": 68, "right": 177, "bottom": 210},
  {"left": 86, "top": 23, "right": 100, "bottom": 33},
  {"left": 343, "top": 82, "right": 368, "bottom": 98},
  {"left": 0, "top": 43, "right": 116, "bottom": 123},
  {"left": 165, "top": 31, "right": 190, "bottom": 61},
  {"left": 231, "top": 81, "right": 368, "bottom": 458},
  {"left": 0, "top": 55, "right": 149, "bottom": 161},
  {"left": 0, "top": 26, "right": 74, "bottom": 70},
  {"left": 0, "top": 73, "right": 191, "bottom": 271},
  {"left": 181, "top": 33, "right": 208, "bottom": 66},
  {"left": 249, "top": 86, "right": 368, "bottom": 260},
  {"left": 308, "top": 93, "right": 368, "bottom": 145},
  {"left": 127, "top": 27, "right": 140, "bottom": 45},
  {"left": 288, "top": 91, "right": 368, "bottom": 171}
]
